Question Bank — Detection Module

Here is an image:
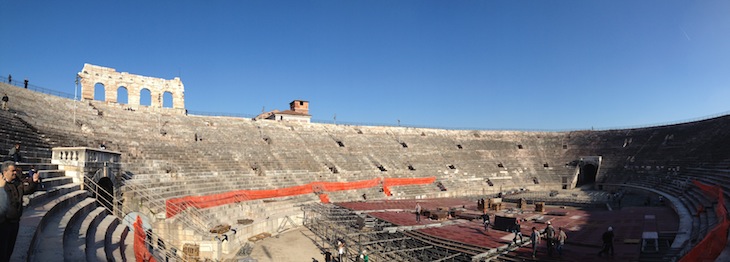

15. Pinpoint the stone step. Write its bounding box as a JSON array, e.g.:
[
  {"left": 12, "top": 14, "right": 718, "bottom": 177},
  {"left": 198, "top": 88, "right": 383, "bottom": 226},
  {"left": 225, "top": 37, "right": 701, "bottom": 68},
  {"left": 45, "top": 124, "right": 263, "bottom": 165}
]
[
  {"left": 95, "top": 215, "right": 119, "bottom": 262},
  {"left": 39, "top": 176, "right": 74, "bottom": 188},
  {"left": 14, "top": 190, "right": 88, "bottom": 262},
  {"left": 38, "top": 169, "right": 66, "bottom": 179},
  {"left": 25, "top": 182, "right": 81, "bottom": 207},
  {"left": 122, "top": 227, "right": 135, "bottom": 262},
  {"left": 31, "top": 196, "right": 96, "bottom": 262},
  {"left": 111, "top": 222, "right": 130, "bottom": 262},
  {"left": 81, "top": 207, "right": 109, "bottom": 262},
  {"left": 62, "top": 198, "right": 99, "bottom": 261}
]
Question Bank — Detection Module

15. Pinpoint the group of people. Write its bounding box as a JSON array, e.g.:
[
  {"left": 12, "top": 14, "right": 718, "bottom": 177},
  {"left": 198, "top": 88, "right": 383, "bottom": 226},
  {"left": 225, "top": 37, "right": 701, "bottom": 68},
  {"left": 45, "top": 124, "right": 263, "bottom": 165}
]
[
  {"left": 529, "top": 221, "right": 568, "bottom": 258},
  {"left": 0, "top": 161, "right": 41, "bottom": 261},
  {"left": 6, "top": 75, "right": 28, "bottom": 89}
]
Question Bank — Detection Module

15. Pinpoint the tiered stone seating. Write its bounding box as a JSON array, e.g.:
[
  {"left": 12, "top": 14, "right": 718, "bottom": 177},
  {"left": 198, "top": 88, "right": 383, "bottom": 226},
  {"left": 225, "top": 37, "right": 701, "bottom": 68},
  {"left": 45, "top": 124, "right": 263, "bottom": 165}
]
[{"left": 4, "top": 80, "right": 730, "bottom": 260}]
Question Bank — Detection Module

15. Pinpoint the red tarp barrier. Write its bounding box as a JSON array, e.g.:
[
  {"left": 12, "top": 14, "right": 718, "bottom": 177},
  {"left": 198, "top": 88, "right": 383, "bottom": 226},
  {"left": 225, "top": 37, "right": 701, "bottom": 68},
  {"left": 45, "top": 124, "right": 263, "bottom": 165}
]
[
  {"left": 166, "top": 176, "right": 436, "bottom": 218},
  {"left": 134, "top": 215, "right": 157, "bottom": 262},
  {"left": 680, "top": 180, "right": 728, "bottom": 262},
  {"left": 318, "top": 194, "right": 330, "bottom": 203}
]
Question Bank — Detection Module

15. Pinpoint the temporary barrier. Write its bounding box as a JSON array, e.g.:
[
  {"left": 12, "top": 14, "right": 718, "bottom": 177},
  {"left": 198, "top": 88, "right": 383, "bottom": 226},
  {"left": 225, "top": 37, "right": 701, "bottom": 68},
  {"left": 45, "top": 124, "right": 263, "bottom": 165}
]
[
  {"left": 166, "top": 176, "right": 436, "bottom": 218},
  {"left": 134, "top": 215, "right": 157, "bottom": 262},
  {"left": 679, "top": 181, "right": 728, "bottom": 262},
  {"left": 319, "top": 194, "right": 330, "bottom": 203}
]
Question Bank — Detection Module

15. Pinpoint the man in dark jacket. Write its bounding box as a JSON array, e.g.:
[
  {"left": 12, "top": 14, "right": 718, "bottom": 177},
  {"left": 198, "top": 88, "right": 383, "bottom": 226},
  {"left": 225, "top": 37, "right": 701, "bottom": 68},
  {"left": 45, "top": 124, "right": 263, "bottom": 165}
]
[
  {"left": 0, "top": 161, "right": 39, "bottom": 261},
  {"left": 598, "top": 226, "right": 614, "bottom": 257}
]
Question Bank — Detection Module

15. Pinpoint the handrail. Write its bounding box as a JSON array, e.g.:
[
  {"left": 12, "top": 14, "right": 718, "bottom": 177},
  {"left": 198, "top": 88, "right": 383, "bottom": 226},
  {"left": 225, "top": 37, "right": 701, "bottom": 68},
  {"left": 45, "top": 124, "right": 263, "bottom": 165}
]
[
  {"left": 122, "top": 177, "right": 226, "bottom": 236},
  {"left": 83, "top": 175, "right": 185, "bottom": 261},
  {"left": 0, "top": 75, "right": 75, "bottom": 99}
]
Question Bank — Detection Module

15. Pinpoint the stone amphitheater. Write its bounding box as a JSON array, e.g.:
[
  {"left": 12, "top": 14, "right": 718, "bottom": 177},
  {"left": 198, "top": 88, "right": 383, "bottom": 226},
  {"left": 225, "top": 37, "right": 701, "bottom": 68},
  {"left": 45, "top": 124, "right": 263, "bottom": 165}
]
[{"left": 0, "top": 66, "right": 729, "bottom": 262}]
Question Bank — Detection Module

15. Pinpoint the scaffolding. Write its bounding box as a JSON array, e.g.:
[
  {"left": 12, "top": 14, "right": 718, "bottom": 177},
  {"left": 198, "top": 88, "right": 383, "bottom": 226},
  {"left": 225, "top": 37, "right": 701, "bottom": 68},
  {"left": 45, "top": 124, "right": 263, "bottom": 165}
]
[{"left": 302, "top": 203, "right": 480, "bottom": 262}]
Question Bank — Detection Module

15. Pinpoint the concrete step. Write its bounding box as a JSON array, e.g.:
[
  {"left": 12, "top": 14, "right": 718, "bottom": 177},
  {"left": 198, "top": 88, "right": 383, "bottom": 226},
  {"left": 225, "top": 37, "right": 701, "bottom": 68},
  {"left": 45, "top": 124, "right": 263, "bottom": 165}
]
[
  {"left": 25, "top": 182, "right": 80, "bottom": 207},
  {"left": 122, "top": 227, "right": 134, "bottom": 262},
  {"left": 39, "top": 176, "right": 74, "bottom": 188},
  {"left": 14, "top": 190, "right": 88, "bottom": 262},
  {"left": 95, "top": 215, "right": 119, "bottom": 262},
  {"left": 38, "top": 169, "right": 66, "bottom": 179},
  {"left": 63, "top": 198, "right": 99, "bottom": 261},
  {"left": 110, "top": 222, "right": 130, "bottom": 262},
  {"left": 81, "top": 207, "right": 109, "bottom": 262},
  {"left": 30, "top": 196, "right": 95, "bottom": 262}
]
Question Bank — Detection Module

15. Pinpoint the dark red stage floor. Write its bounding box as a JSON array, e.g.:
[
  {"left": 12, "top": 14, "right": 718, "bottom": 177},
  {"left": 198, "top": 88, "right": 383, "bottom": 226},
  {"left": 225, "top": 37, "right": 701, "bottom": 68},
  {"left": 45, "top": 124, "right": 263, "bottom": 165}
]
[{"left": 337, "top": 198, "right": 679, "bottom": 261}]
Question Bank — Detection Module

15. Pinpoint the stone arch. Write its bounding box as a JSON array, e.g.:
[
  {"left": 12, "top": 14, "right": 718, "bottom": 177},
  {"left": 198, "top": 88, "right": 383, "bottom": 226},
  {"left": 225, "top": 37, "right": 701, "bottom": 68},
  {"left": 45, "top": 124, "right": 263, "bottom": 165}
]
[
  {"left": 91, "top": 166, "right": 117, "bottom": 211},
  {"left": 78, "top": 63, "right": 186, "bottom": 110},
  {"left": 94, "top": 83, "right": 106, "bottom": 101},
  {"left": 117, "top": 86, "right": 129, "bottom": 104},
  {"left": 140, "top": 88, "right": 152, "bottom": 106},
  {"left": 162, "top": 91, "right": 173, "bottom": 108}
]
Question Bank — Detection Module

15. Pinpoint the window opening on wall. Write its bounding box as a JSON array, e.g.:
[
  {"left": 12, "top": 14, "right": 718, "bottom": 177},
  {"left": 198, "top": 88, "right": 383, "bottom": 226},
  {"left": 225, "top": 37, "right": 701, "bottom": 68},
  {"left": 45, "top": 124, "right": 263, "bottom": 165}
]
[
  {"left": 448, "top": 165, "right": 456, "bottom": 170},
  {"left": 400, "top": 142, "right": 408, "bottom": 148},
  {"left": 517, "top": 144, "right": 523, "bottom": 149},
  {"left": 408, "top": 164, "right": 416, "bottom": 171},
  {"left": 456, "top": 144, "right": 463, "bottom": 149},
  {"left": 497, "top": 163, "right": 504, "bottom": 168}
]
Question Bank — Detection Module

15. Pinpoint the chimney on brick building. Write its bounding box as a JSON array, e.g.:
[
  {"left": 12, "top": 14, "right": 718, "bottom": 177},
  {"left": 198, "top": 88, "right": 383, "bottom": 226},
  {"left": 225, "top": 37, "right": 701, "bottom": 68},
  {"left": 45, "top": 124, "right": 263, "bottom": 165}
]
[{"left": 290, "top": 100, "right": 309, "bottom": 115}]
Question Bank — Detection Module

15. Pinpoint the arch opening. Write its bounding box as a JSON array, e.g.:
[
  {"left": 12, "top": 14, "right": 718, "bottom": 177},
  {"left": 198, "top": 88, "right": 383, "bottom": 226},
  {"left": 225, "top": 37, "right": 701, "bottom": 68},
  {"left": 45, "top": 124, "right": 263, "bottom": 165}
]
[
  {"left": 577, "top": 164, "right": 597, "bottom": 186},
  {"left": 117, "top": 86, "right": 128, "bottom": 104},
  {"left": 97, "top": 177, "right": 114, "bottom": 211},
  {"left": 162, "top": 91, "right": 173, "bottom": 108},
  {"left": 94, "top": 83, "right": 105, "bottom": 101},
  {"left": 140, "top": 88, "right": 152, "bottom": 106}
]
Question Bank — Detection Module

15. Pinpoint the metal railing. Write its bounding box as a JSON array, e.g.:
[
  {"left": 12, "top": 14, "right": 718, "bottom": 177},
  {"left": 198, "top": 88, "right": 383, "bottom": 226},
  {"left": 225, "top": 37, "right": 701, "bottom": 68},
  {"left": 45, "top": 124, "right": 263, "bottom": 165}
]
[
  {"left": 122, "top": 177, "right": 221, "bottom": 237},
  {"left": 0, "top": 75, "right": 75, "bottom": 99},
  {"left": 83, "top": 175, "right": 185, "bottom": 261}
]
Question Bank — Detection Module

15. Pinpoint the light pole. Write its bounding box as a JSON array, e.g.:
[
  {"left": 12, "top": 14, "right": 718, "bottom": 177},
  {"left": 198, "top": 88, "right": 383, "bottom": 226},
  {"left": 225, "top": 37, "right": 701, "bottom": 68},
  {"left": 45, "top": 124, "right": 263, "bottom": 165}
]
[{"left": 74, "top": 75, "right": 79, "bottom": 146}]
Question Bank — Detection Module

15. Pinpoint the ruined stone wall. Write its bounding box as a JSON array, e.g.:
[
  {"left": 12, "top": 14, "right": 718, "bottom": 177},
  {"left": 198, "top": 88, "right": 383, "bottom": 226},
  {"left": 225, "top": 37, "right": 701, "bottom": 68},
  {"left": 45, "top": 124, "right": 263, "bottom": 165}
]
[{"left": 78, "top": 63, "right": 185, "bottom": 110}]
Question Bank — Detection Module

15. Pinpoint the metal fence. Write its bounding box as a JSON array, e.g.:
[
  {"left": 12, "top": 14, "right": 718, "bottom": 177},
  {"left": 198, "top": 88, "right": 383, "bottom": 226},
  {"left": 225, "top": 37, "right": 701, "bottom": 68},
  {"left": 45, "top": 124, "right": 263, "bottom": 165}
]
[{"left": 0, "top": 75, "right": 76, "bottom": 99}]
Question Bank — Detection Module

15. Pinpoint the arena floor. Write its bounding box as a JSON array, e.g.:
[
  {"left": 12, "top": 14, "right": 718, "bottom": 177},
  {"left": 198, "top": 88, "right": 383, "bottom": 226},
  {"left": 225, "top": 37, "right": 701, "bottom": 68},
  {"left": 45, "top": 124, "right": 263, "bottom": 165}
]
[{"left": 247, "top": 194, "right": 679, "bottom": 262}]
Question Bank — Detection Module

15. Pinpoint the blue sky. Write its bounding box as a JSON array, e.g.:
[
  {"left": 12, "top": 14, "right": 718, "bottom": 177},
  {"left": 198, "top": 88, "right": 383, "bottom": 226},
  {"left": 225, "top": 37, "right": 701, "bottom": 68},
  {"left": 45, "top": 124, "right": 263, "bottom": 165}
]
[{"left": 2, "top": 1, "right": 729, "bottom": 130}]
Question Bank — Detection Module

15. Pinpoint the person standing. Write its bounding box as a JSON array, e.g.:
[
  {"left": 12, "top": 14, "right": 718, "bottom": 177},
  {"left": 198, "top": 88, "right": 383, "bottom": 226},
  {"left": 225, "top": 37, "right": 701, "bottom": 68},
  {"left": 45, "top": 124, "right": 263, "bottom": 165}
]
[
  {"left": 6, "top": 75, "right": 10, "bottom": 83},
  {"left": 556, "top": 227, "right": 568, "bottom": 256},
  {"left": 23, "top": 79, "right": 28, "bottom": 89},
  {"left": 481, "top": 210, "right": 490, "bottom": 232},
  {"left": 337, "top": 241, "right": 345, "bottom": 262},
  {"left": 8, "top": 144, "right": 21, "bottom": 163},
  {"left": 359, "top": 250, "right": 368, "bottom": 262},
  {"left": 0, "top": 161, "right": 40, "bottom": 261},
  {"left": 543, "top": 222, "right": 556, "bottom": 257},
  {"left": 1, "top": 94, "right": 8, "bottom": 111},
  {"left": 530, "top": 227, "right": 540, "bottom": 258},
  {"left": 598, "top": 226, "right": 614, "bottom": 257},
  {"left": 415, "top": 203, "right": 422, "bottom": 222},
  {"left": 512, "top": 219, "right": 523, "bottom": 245}
]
